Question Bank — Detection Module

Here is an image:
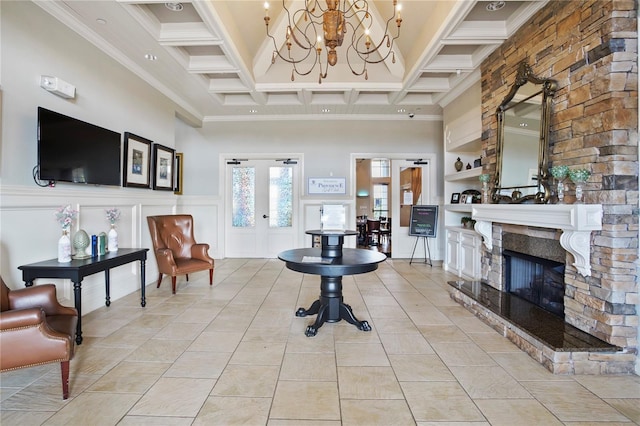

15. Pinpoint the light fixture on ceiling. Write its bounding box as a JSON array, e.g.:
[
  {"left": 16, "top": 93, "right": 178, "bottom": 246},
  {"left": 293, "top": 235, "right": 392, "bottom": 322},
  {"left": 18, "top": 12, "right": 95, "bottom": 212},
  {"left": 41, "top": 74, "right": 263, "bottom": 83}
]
[
  {"left": 144, "top": 53, "right": 158, "bottom": 61},
  {"left": 96, "top": 18, "right": 107, "bottom": 25},
  {"left": 486, "top": 1, "right": 505, "bottom": 12},
  {"left": 263, "top": 0, "right": 402, "bottom": 84},
  {"left": 321, "top": 108, "right": 331, "bottom": 113},
  {"left": 165, "top": 2, "right": 184, "bottom": 12}
]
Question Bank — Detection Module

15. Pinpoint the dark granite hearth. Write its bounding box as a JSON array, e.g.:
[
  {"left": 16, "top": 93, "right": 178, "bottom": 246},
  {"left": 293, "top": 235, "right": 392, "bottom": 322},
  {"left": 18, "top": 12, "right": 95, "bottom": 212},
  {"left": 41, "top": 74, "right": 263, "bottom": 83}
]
[{"left": 448, "top": 280, "right": 620, "bottom": 352}]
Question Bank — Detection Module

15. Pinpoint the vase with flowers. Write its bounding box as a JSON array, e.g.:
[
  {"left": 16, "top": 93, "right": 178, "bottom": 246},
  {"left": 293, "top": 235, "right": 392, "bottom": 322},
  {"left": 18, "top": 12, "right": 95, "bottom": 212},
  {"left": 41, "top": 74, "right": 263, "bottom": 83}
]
[
  {"left": 55, "top": 205, "right": 77, "bottom": 262},
  {"left": 568, "top": 168, "right": 590, "bottom": 204},
  {"left": 549, "top": 165, "right": 569, "bottom": 204},
  {"left": 106, "top": 208, "right": 120, "bottom": 252}
]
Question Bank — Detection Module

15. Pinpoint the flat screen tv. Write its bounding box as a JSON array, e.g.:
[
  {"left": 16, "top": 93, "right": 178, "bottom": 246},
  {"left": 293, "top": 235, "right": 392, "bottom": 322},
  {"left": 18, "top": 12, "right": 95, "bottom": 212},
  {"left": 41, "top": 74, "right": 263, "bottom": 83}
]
[{"left": 37, "top": 107, "right": 122, "bottom": 186}]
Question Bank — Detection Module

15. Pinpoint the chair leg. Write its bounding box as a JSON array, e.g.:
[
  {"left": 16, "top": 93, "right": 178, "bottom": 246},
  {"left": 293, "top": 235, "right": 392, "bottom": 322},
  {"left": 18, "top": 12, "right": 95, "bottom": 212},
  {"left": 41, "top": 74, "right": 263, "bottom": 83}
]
[
  {"left": 209, "top": 269, "right": 214, "bottom": 285},
  {"left": 171, "top": 276, "right": 177, "bottom": 294},
  {"left": 61, "top": 360, "right": 70, "bottom": 400},
  {"left": 156, "top": 273, "right": 163, "bottom": 288},
  {"left": 186, "top": 274, "right": 189, "bottom": 282}
]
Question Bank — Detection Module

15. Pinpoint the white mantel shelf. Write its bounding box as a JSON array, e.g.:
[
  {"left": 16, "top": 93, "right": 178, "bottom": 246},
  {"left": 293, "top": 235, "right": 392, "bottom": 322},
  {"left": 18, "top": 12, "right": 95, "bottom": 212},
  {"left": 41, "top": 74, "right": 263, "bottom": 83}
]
[{"left": 472, "top": 204, "right": 603, "bottom": 277}]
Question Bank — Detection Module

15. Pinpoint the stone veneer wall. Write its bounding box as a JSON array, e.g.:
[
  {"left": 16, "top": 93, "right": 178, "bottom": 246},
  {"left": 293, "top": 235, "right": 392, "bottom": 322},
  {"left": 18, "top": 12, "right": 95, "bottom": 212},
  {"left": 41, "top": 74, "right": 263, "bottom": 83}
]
[{"left": 479, "top": 0, "right": 638, "bottom": 358}]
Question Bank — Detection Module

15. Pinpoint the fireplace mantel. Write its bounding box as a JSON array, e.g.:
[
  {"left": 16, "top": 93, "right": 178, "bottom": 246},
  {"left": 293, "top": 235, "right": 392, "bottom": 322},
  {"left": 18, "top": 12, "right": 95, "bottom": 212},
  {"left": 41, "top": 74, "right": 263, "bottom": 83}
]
[{"left": 472, "top": 204, "right": 603, "bottom": 277}]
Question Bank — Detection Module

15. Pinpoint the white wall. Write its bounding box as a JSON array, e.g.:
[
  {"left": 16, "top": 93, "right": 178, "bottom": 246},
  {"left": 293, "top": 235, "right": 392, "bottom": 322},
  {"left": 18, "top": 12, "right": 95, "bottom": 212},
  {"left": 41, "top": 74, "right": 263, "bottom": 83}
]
[{"left": 176, "top": 119, "right": 443, "bottom": 198}]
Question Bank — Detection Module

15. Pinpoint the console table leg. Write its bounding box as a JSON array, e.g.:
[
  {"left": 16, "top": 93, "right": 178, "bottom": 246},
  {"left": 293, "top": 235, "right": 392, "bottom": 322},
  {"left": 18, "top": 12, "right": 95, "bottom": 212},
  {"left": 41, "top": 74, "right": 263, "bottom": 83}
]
[
  {"left": 140, "top": 260, "right": 146, "bottom": 307},
  {"left": 73, "top": 281, "right": 83, "bottom": 344},
  {"left": 105, "top": 270, "right": 111, "bottom": 307}
]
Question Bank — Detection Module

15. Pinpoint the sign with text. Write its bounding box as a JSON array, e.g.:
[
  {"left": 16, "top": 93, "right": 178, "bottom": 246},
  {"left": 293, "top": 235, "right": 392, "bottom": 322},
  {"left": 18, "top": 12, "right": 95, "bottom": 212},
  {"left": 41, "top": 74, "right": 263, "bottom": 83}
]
[
  {"left": 308, "top": 177, "right": 346, "bottom": 194},
  {"left": 409, "top": 205, "right": 438, "bottom": 237}
]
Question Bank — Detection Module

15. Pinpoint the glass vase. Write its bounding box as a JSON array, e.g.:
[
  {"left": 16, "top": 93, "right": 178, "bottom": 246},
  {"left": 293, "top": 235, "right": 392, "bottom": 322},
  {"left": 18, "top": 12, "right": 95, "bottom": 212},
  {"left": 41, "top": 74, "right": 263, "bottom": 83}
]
[
  {"left": 482, "top": 182, "right": 489, "bottom": 203},
  {"left": 58, "top": 230, "right": 72, "bottom": 263},
  {"left": 574, "top": 182, "right": 584, "bottom": 204},
  {"left": 556, "top": 180, "right": 565, "bottom": 204},
  {"left": 108, "top": 224, "right": 118, "bottom": 252}
]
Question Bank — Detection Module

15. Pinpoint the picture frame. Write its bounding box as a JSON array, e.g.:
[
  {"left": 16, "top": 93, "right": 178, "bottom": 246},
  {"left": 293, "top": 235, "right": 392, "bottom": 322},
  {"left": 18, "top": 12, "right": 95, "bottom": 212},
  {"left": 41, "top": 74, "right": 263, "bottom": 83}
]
[
  {"left": 460, "top": 194, "right": 468, "bottom": 204},
  {"left": 152, "top": 143, "right": 175, "bottom": 191},
  {"left": 450, "top": 192, "right": 460, "bottom": 204},
  {"left": 465, "top": 193, "right": 474, "bottom": 204},
  {"left": 122, "top": 132, "right": 152, "bottom": 188},
  {"left": 174, "top": 152, "right": 183, "bottom": 195}
]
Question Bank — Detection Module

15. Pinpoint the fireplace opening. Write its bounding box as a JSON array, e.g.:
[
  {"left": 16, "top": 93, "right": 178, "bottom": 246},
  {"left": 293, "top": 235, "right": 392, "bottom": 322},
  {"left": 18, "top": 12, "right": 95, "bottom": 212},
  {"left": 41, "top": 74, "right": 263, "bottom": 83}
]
[{"left": 503, "top": 249, "right": 565, "bottom": 317}]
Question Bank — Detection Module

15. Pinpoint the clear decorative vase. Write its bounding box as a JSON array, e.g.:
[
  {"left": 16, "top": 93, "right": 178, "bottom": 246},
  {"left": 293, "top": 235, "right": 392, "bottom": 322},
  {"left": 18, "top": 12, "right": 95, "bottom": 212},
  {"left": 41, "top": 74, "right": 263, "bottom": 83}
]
[
  {"left": 556, "top": 180, "right": 565, "bottom": 204},
  {"left": 569, "top": 168, "right": 591, "bottom": 204},
  {"left": 58, "top": 230, "right": 72, "bottom": 263},
  {"left": 108, "top": 224, "right": 118, "bottom": 252},
  {"left": 550, "top": 165, "right": 569, "bottom": 204},
  {"left": 479, "top": 174, "right": 491, "bottom": 203}
]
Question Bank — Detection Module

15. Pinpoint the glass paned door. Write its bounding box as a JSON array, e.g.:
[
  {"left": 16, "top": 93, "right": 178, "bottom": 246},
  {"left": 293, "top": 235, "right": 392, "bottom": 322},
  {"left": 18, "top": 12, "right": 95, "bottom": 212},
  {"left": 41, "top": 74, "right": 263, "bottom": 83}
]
[{"left": 226, "top": 159, "right": 297, "bottom": 257}]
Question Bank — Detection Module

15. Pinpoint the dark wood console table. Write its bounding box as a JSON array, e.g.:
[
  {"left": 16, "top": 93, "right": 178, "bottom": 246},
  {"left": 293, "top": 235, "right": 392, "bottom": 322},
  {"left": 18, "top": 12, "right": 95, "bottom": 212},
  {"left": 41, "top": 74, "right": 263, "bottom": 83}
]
[
  {"left": 18, "top": 248, "right": 148, "bottom": 344},
  {"left": 279, "top": 230, "right": 386, "bottom": 337}
]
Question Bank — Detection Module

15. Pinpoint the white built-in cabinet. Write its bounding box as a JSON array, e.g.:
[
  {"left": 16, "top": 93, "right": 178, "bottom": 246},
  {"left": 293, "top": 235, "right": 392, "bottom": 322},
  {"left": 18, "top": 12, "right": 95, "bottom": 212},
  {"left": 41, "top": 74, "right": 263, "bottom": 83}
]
[{"left": 442, "top": 80, "right": 483, "bottom": 280}]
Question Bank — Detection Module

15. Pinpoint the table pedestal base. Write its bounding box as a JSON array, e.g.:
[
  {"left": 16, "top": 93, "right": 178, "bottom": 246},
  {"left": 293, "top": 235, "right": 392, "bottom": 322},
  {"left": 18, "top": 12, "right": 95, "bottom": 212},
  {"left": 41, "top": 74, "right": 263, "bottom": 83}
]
[{"left": 295, "top": 276, "right": 371, "bottom": 337}]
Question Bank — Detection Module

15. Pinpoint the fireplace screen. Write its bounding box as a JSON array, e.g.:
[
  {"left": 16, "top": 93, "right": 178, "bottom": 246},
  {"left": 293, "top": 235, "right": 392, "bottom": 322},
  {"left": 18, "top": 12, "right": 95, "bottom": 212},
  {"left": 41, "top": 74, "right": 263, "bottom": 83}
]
[{"left": 503, "top": 250, "right": 565, "bottom": 317}]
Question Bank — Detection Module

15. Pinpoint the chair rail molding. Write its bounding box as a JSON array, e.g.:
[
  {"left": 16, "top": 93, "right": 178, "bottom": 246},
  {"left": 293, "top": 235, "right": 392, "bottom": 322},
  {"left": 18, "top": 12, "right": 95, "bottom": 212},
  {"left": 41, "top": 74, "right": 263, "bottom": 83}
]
[{"left": 471, "top": 204, "right": 603, "bottom": 277}]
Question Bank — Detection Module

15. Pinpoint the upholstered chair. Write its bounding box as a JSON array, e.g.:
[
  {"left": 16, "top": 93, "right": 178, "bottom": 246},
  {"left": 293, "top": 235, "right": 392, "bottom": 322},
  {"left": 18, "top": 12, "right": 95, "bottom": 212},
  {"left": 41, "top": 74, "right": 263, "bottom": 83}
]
[
  {"left": 0, "top": 276, "right": 78, "bottom": 399},
  {"left": 147, "top": 215, "right": 214, "bottom": 294}
]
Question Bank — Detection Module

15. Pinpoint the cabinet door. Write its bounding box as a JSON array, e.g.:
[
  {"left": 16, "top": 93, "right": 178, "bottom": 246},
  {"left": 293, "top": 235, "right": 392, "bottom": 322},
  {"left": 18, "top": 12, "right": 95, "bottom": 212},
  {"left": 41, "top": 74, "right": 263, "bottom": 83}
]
[
  {"left": 445, "top": 229, "right": 460, "bottom": 274},
  {"left": 460, "top": 233, "right": 480, "bottom": 279}
]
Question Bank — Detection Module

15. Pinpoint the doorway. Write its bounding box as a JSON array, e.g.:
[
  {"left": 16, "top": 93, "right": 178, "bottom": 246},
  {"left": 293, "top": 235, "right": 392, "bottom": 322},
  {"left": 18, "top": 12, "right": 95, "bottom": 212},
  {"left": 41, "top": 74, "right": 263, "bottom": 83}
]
[
  {"left": 354, "top": 155, "right": 434, "bottom": 259},
  {"left": 225, "top": 158, "right": 299, "bottom": 257}
]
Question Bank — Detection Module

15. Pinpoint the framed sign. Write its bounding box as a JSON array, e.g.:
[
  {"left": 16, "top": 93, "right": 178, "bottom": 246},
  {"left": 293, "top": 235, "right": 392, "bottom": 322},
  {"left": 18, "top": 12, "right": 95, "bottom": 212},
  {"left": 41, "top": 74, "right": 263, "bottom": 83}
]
[
  {"left": 308, "top": 177, "right": 346, "bottom": 195},
  {"left": 152, "top": 143, "right": 175, "bottom": 191}
]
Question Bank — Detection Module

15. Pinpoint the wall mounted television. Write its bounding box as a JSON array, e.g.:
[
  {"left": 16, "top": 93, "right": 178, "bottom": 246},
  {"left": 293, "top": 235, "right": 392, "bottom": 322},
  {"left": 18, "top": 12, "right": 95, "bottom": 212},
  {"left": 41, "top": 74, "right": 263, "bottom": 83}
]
[{"left": 37, "top": 107, "right": 122, "bottom": 186}]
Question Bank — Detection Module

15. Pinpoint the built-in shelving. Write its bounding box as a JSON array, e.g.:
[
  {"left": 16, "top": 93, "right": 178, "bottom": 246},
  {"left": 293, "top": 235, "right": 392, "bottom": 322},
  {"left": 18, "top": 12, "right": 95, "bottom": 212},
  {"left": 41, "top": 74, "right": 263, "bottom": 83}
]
[
  {"left": 445, "top": 167, "right": 482, "bottom": 182},
  {"left": 443, "top": 80, "right": 483, "bottom": 279}
]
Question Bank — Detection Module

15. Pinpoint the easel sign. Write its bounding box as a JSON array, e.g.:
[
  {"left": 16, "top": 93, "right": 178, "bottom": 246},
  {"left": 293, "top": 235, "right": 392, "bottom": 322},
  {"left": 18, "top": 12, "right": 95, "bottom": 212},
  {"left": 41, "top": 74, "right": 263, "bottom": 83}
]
[
  {"left": 409, "top": 205, "right": 438, "bottom": 266},
  {"left": 409, "top": 205, "right": 438, "bottom": 238}
]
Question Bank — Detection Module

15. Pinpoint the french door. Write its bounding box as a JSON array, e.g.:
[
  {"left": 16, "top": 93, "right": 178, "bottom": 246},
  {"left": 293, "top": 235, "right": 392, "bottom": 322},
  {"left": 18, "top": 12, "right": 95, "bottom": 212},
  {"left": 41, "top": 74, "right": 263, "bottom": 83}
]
[{"left": 225, "top": 159, "right": 298, "bottom": 258}]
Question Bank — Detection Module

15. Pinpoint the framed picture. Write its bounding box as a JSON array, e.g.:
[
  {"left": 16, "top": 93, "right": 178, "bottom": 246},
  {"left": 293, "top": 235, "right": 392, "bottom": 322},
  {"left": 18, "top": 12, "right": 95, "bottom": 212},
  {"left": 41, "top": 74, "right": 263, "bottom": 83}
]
[
  {"left": 123, "top": 132, "right": 151, "bottom": 188},
  {"left": 450, "top": 192, "right": 460, "bottom": 204},
  {"left": 174, "top": 152, "right": 183, "bottom": 195},
  {"left": 465, "top": 194, "right": 474, "bottom": 204},
  {"left": 152, "top": 143, "right": 175, "bottom": 191},
  {"left": 460, "top": 194, "right": 468, "bottom": 204}
]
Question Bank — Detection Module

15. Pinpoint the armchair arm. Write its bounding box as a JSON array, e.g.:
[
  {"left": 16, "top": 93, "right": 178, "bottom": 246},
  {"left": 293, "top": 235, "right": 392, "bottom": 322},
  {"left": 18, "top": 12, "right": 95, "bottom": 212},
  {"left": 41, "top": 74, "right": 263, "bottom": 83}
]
[
  {"left": 8, "top": 284, "right": 77, "bottom": 317},
  {"left": 0, "top": 307, "right": 46, "bottom": 331},
  {"left": 191, "top": 244, "right": 213, "bottom": 262},
  {"left": 154, "top": 248, "right": 177, "bottom": 274}
]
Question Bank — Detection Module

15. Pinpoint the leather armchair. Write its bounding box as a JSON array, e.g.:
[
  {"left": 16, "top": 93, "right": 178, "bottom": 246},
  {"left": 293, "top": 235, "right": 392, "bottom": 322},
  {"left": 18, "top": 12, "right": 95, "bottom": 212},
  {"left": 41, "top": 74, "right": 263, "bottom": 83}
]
[
  {"left": 0, "top": 276, "right": 77, "bottom": 399},
  {"left": 147, "top": 214, "right": 214, "bottom": 294}
]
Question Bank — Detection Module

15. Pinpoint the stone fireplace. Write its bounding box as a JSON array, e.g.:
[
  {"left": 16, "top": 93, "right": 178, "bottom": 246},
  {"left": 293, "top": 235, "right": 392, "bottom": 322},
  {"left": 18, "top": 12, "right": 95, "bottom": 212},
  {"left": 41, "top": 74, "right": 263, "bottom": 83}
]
[{"left": 448, "top": 204, "right": 636, "bottom": 374}]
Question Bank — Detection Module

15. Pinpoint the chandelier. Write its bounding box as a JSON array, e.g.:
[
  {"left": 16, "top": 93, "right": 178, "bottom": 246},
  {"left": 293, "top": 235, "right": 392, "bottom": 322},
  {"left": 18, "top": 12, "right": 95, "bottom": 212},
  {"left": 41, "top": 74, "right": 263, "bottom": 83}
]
[{"left": 263, "top": 0, "right": 402, "bottom": 84}]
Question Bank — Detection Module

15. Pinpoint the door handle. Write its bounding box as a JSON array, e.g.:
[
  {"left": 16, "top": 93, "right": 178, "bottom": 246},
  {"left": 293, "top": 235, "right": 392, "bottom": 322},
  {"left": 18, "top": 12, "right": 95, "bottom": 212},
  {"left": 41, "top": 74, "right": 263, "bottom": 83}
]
[{"left": 263, "top": 214, "right": 269, "bottom": 219}]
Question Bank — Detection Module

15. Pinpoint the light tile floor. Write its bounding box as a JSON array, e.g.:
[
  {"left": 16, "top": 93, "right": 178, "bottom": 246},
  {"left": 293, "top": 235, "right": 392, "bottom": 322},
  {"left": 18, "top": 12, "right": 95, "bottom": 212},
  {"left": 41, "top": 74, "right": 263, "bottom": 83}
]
[{"left": 1, "top": 258, "right": 639, "bottom": 425}]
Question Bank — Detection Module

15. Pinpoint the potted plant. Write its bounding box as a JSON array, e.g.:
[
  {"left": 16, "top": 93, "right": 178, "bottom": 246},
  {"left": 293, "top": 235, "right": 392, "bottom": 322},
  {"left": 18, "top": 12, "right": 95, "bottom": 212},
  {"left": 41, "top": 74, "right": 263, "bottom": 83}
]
[{"left": 461, "top": 216, "right": 473, "bottom": 228}]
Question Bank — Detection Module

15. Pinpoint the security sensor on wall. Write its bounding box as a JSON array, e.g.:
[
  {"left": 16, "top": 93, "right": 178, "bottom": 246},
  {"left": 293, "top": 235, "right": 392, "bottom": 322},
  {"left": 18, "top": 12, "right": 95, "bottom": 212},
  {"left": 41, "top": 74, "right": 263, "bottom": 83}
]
[{"left": 40, "top": 75, "right": 76, "bottom": 99}]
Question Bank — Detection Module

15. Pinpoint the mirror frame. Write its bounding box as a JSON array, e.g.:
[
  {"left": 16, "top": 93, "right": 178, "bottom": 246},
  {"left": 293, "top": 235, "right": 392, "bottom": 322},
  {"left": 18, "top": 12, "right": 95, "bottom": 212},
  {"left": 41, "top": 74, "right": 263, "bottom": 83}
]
[{"left": 491, "top": 61, "right": 557, "bottom": 203}]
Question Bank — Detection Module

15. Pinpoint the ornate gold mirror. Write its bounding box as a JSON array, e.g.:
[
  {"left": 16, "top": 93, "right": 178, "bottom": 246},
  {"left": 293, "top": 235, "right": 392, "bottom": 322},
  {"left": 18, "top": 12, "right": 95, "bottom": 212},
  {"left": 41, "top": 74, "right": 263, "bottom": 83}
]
[{"left": 491, "top": 62, "right": 557, "bottom": 203}]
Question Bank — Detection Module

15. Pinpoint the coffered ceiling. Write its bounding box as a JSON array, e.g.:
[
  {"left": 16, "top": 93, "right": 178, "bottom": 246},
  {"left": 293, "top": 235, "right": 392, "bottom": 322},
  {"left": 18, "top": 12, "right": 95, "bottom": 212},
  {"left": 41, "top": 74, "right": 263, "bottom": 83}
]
[{"left": 36, "top": 0, "right": 548, "bottom": 124}]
